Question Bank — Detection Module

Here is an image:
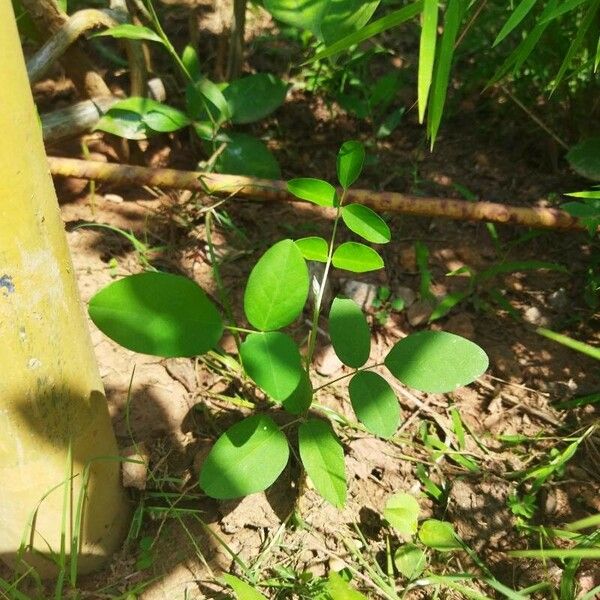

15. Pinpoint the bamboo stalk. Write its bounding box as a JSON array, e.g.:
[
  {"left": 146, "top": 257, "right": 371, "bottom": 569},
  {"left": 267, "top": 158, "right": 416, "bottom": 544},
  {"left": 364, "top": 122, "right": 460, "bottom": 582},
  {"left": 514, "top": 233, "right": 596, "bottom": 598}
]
[{"left": 47, "top": 156, "right": 585, "bottom": 231}]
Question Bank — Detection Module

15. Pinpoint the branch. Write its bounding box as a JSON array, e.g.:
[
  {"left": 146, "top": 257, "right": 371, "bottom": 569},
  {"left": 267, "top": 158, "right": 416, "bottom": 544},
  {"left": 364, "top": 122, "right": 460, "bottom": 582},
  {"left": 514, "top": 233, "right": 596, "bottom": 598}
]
[{"left": 47, "top": 157, "right": 585, "bottom": 231}]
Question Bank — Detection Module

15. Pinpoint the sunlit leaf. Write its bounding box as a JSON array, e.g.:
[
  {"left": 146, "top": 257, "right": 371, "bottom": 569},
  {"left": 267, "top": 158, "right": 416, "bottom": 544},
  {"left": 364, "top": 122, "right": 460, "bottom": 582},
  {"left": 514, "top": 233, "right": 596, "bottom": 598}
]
[
  {"left": 89, "top": 272, "right": 223, "bottom": 357},
  {"left": 418, "top": 0, "right": 439, "bottom": 123},
  {"left": 92, "top": 24, "right": 164, "bottom": 43},
  {"left": 199, "top": 415, "right": 289, "bottom": 499},
  {"left": 394, "top": 544, "right": 427, "bottom": 579},
  {"left": 385, "top": 330, "right": 488, "bottom": 393},
  {"left": 322, "top": 0, "right": 380, "bottom": 46},
  {"left": 337, "top": 140, "right": 365, "bottom": 189},
  {"left": 288, "top": 178, "right": 338, "bottom": 207},
  {"left": 295, "top": 237, "right": 329, "bottom": 262},
  {"left": 244, "top": 239, "right": 309, "bottom": 331},
  {"left": 299, "top": 419, "right": 346, "bottom": 507},
  {"left": 326, "top": 571, "right": 368, "bottom": 599},
  {"left": 349, "top": 371, "right": 400, "bottom": 438},
  {"left": 384, "top": 492, "right": 420, "bottom": 536},
  {"left": 418, "top": 519, "right": 460, "bottom": 551},
  {"left": 222, "top": 574, "right": 268, "bottom": 600},
  {"left": 341, "top": 204, "right": 391, "bottom": 243},
  {"left": 332, "top": 242, "right": 384, "bottom": 272},
  {"left": 240, "top": 332, "right": 303, "bottom": 401},
  {"left": 264, "top": 0, "right": 329, "bottom": 38},
  {"left": 310, "top": 1, "right": 424, "bottom": 62},
  {"left": 329, "top": 296, "right": 371, "bottom": 367}
]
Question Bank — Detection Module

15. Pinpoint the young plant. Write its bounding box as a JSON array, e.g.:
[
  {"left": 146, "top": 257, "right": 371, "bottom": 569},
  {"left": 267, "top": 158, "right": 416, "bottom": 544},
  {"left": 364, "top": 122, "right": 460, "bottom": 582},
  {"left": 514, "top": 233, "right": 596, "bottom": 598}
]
[{"left": 88, "top": 141, "right": 489, "bottom": 507}]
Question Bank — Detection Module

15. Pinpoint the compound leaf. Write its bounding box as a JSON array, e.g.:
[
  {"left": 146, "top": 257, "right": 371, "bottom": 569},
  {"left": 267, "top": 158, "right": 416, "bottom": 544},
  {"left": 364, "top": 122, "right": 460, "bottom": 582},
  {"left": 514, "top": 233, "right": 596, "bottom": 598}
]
[
  {"left": 342, "top": 204, "right": 391, "bottom": 243},
  {"left": 329, "top": 296, "right": 371, "bottom": 367},
  {"left": 332, "top": 242, "right": 384, "bottom": 272}
]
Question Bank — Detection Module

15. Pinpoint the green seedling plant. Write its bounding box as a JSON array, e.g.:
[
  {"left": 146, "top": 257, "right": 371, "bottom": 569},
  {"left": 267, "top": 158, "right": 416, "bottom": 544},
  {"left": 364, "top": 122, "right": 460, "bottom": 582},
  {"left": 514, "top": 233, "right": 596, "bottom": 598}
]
[
  {"left": 371, "top": 285, "right": 406, "bottom": 326},
  {"left": 88, "top": 140, "right": 489, "bottom": 508},
  {"left": 92, "top": 0, "right": 287, "bottom": 179}
]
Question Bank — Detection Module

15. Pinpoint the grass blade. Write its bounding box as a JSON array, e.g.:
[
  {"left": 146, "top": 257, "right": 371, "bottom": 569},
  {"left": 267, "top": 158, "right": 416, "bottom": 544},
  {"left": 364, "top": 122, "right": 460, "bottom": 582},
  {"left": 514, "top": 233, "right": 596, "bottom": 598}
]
[
  {"left": 537, "top": 327, "right": 600, "bottom": 361},
  {"left": 418, "top": 0, "right": 439, "bottom": 123}
]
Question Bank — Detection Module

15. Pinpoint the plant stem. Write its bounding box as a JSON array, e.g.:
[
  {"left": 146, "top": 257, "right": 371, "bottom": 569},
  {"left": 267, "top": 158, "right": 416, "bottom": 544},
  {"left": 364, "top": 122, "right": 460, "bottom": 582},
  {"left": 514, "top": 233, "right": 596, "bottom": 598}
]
[
  {"left": 205, "top": 211, "right": 240, "bottom": 350},
  {"left": 312, "top": 361, "right": 384, "bottom": 392},
  {"left": 224, "top": 324, "right": 255, "bottom": 335},
  {"left": 305, "top": 190, "right": 347, "bottom": 367}
]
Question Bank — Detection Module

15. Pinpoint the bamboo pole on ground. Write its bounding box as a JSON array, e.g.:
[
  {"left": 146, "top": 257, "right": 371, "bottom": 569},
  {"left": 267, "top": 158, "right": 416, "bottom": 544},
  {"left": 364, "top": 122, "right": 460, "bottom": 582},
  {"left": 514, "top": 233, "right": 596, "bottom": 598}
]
[
  {"left": 0, "top": 4, "right": 129, "bottom": 577},
  {"left": 48, "top": 157, "right": 585, "bottom": 231}
]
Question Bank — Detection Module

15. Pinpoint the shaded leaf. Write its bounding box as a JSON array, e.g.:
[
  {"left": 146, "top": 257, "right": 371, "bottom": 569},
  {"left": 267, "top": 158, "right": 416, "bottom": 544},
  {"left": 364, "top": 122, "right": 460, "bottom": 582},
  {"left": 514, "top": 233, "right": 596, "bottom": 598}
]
[
  {"left": 288, "top": 178, "right": 338, "bottom": 207},
  {"left": 384, "top": 492, "right": 420, "bottom": 536},
  {"left": 337, "top": 140, "right": 365, "bottom": 188},
  {"left": 332, "top": 242, "right": 384, "bottom": 272},
  {"left": 224, "top": 74, "right": 288, "bottom": 124},
  {"left": 213, "top": 133, "right": 281, "bottom": 179},
  {"left": 264, "top": 0, "right": 329, "bottom": 38},
  {"left": 244, "top": 239, "right": 309, "bottom": 331},
  {"left": 418, "top": 519, "right": 460, "bottom": 551},
  {"left": 240, "top": 332, "right": 303, "bottom": 401},
  {"left": 349, "top": 371, "right": 400, "bottom": 438},
  {"left": 299, "top": 419, "right": 346, "bottom": 507},
  {"left": 295, "top": 237, "right": 329, "bottom": 262},
  {"left": 199, "top": 415, "right": 289, "bottom": 499},
  {"left": 89, "top": 272, "right": 223, "bottom": 357},
  {"left": 567, "top": 138, "right": 600, "bottom": 181},
  {"left": 385, "top": 330, "right": 488, "bottom": 393},
  {"left": 281, "top": 371, "right": 313, "bottom": 415},
  {"left": 322, "top": 0, "right": 380, "bottom": 46},
  {"left": 329, "top": 297, "right": 371, "bottom": 368},
  {"left": 342, "top": 204, "right": 391, "bottom": 243},
  {"left": 493, "top": 0, "right": 538, "bottom": 47}
]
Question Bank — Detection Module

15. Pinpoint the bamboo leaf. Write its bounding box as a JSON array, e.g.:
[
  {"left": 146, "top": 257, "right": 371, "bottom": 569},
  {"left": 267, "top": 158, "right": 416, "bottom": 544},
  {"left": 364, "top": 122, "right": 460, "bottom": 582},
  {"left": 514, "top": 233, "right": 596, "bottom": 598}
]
[
  {"left": 92, "top": 24, "right": 164, "bottom": 44},
  {"left": 493, "top": 0, "right": 539, "bottom": 47},
  {"left": 428, "top": 0, "right": 462, "bottom": 147},
  {"left": 418, "top": 0, "right": 439, "bottom": 123}
]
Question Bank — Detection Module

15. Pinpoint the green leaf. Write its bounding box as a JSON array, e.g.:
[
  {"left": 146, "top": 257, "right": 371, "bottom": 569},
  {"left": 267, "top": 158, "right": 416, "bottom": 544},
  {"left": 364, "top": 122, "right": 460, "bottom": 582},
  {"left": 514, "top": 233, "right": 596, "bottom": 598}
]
[
  {"left": 567, "top": 138, "right": 600, "bottom": 181},
  {"left": 287, "top": 178, "right": 338, "bottom": 207},
  {"left": 264, "top": 0, "right": 329, "bottom": 38},
  {"left": 310, "top": 1, "right": 424, "bottom": 63},
  {"left": 89, "top": 272, "right": 223, "bottom": 358},
  {"left": 326, "top": 571, "right": 368, "bottom": 600},
  {"left": 349, "top": 371, "right": 400, "bottom": 438},
  {"left": 213, "top": 133, "right": 281, "bottom": 179},
  {"left": 281, "top": 371, "right": 313, "bottom": 415},
  {"left": 322, "top": 0, "right": 380, "bottom": 45},
  {"left": 95, "top": 109, "right": 148, "bottom": 140},
  {"left": 240, "top": 332, "right": 303, "bottom": 401},
  {"left": 199, "top": 415, "right": 289, "bottom": 499},
  {"left": 186, "top": 78, "right": 231, "bottom": 123},
  {"left": 539, "top": 0, "right": 588, "bottom": 22},
  {"left": 377, "top": 107, "right": 406, "bottom": 138},
  {"left": 429, "top": 290, "right": 471, "bottom": 322},
  {"left": 394, "top": 544, "right": 427, "bottom": 579},
  {"left": 298, "top": 419, "right": 346, "bottom": 507},
  {"left": 244, "top": 239, "right": 309, "bottom": 331},
  {"left": 418, "top": 519, "right": 460, "bottom": 551},
  {"left": 222, "top": 574, "right": 268, "bottom": 600},
  {"left": 332, "top": 242, "right": 384, "bottom": 273},
  {"left": 295, "top": 237, "right": 329, "bottom": 262},
  {"left": 418, "top": 0, "right": 439, "bottom": 123},
  {"left": 341, "top": 204, "right": 391, "bottom": 243},
  {"left": 384, "top": 492, "right": 420, "bottom": 536},
  {"left": 181, "top": 44, "right": 202, "bottom": 81},
  {"left": 428, "top": 0, "right": 462, "bottom": 147},
  {"left": 337, "top": 140, "right": 365, "bottom": 188},
  {"left": 224, "top": 74, "right": 288, "bottom": 124},
  {"left": 385, "top": 330, "right": 488, "bottom": 393},
  {"left": 493, "top": 0, "right": 538, "bottom": 47},
  {"left": 91, "top": 24, "right": 164, "bottom": 44},
  {"left": 329, "top": 296, "right": 371, "bottom": 368}
]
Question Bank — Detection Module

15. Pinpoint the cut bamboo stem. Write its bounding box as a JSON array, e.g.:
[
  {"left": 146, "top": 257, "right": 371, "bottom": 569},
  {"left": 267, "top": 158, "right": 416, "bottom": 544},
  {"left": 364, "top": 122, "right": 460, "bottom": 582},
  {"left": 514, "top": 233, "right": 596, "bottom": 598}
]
[{"left": 48, "top": 156, "right": 585, "bottom": 231}]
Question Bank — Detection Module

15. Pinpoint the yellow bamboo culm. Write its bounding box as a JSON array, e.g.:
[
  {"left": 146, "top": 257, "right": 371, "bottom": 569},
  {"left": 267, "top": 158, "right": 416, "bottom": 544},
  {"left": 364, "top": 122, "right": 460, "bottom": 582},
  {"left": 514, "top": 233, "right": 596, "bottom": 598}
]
[{"left": 0, "top": 4, "right": 129, "bottom": 576}]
